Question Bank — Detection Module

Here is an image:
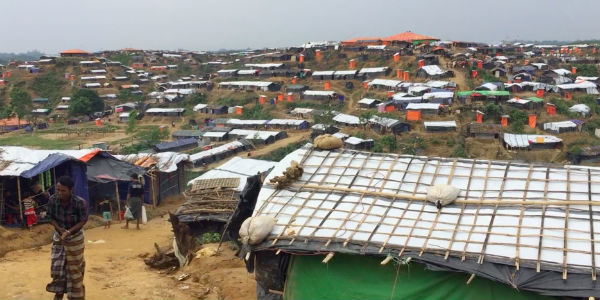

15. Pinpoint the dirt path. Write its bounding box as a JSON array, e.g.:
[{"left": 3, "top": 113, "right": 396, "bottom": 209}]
[{"left": 0, "top": 216, "right": 255, "bottom": 300}]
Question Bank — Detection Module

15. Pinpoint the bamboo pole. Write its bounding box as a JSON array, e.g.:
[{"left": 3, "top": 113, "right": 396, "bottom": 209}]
[
  {"left": 115, "top": 181, "right": 122, "bottom": 222},
  {"left": 17, "top": 177, "right": 23, "bottom": 223},
  {"left": 275, "top": 183, "right": 600, "bottom": 207}
]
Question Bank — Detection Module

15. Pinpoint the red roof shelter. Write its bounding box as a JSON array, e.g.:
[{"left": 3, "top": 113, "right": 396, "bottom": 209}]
[{"left": 60, "top": 49, "right": 91, "bottom": 57}]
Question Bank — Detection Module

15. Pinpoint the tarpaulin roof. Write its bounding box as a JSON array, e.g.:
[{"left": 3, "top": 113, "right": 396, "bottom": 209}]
[
  {"left": 381, "top": 31, "right": 439, "bottom": 42},
  {"left": 0, "top": 146, "right": 97, "bottom": 177},
  {"left": 115, "top": 152, "right": 190, "bottom": 173},
  {"left": 86, "top": 153, "right": 146, "bottom": 183},
  {"left": 252, "top": 144, "right": 600, "bottom": 296},
  {"left": 20, "top": 153, "right": 83, "bottom": 179},
  {"left": 154, "top": 138, "right": 197, "bottom": 152}
]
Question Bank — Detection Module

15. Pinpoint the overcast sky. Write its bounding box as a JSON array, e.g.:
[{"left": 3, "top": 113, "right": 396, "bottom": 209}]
[{"left": 2, "top": 0, "right": 598, "bottom": 54}]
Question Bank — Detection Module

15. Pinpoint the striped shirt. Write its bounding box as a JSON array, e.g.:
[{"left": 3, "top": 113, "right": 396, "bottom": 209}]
[
  {"left": 47, "top": 194, "right": 88, "bottom": 231},
  {"left": 23, "top": 198, "right": 35, "bottom": 210}
]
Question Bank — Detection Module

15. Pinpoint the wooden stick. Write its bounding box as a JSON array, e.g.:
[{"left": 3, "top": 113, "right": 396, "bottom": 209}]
[
  {"left": 462, "top": 161, "right": 490, "bottom": 261},
  {"left": 588, "top": 169, "right": 597, "bottom": 280},
  {"left": 275, "top": 183, "right": 600, "bottom": 206},
  {"left": 537, "top": 167, "right": 550, "bottom": 272},
  {"left": 515, "top": 163, "right": 534, "bottom": 270},
  {"left": 322, "top": 252, "right": 334, "bottom": 263},
  {"left": 17, "top": 177, "right": 23, "bottom": 223},
  {"left": 563, "top": 167, "right": 571, "bottom": 280},
  {"left": 115, "top": 181, "right": 122, "bottom": 222}
]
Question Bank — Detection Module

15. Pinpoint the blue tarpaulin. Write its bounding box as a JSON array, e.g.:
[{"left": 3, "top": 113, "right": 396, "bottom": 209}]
[{"left": 20, "top": 153, "right": 90, "bottom": 206}]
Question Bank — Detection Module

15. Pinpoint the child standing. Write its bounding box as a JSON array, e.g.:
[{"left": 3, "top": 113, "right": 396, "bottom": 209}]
[
  {"left": 23, "top": 196, "right": 38, "bottom": 231},
  {"left": 99, "top": 199, "right": 112, "bottom": 229}
]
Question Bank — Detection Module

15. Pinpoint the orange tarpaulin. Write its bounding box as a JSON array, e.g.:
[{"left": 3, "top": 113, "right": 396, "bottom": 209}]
[
  {"left": 0, "top": 117, "right": 30, "bottom": 126},
  {"left": 528, "top": 115, "right": 536, "bottom": 128},
  {"left": 536, "top": 89, "right": 544, "bottom": 98},
  {"left": 385, "top": 105, "right": 395, "bottom": 112},
  {"left": 393, "top": 53, "right": 400, "bottom": 62},
  {"left": 476, "top": 113, "right": 483, "bottom": 123},
  {"left": 547, "top": 105, "right": 556, "bottom": 116},
  {"left": 406, "top": 110, "right": 421, "bottom": 121},
  {"left": 78, "top": 149, "right": 101, "bottom": 163},
  {"left": 396, "top": 69, "right": 402, "bottom": 78},
  {"left": 501, "top": 116, "right": 508, "bottom": 127},
  {"left": 324, "top": 81, "right": 331, "bottom": 90},
  {"left": 292, "top": 77, "right": 297, "bottom": 84},
  {"left": 349, "top": 60, "right": 356, "bottom": 69}
]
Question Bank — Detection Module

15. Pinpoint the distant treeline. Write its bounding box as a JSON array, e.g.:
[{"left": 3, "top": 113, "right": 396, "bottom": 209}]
[
  {"left": 505, "top": 39, "right": 600, "bottom": 45},
  {"left": 0, "top": 50, "right": 45, "bottom": 65}
]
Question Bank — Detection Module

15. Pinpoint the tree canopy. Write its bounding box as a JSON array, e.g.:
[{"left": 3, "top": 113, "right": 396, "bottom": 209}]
[
  {"left": 9, "top": 87, "right": 32, "bottom": 120},
  {"left": 68, "top": 89, "right": 103, "bottom": 116}
]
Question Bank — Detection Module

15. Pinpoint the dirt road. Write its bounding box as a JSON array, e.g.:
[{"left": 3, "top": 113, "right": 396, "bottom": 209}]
[{"left": 0, "top": 216, "right": 255, "bottom": 300}]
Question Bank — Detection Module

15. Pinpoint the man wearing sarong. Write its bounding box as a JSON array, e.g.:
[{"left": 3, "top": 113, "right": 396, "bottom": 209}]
[
  {"left": 45, "top": 176, "right": 88, "bottom": 300},
  {"left": 123, "top": 173, "right": 143, "bottom": 230}
]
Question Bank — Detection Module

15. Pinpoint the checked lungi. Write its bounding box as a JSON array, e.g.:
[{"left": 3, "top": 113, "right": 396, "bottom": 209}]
[{"left": 46, "top": 230, "right": 86, "bottom": 300}]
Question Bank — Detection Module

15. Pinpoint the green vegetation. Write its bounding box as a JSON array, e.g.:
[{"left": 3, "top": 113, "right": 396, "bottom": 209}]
[
  {"left": 197, "top": 232, "right": 221, "bottom": 245},
  {"left": 549, "top": 98, "right": 577, "bottom": 118},
  {"left": 216, "top": 96, "right": 255, "bottom": 107},
  {"left": 184, "top": 93, "right": 207, "bottom": 106},
  {"left": 9, "top": 87, "right": 32, "bottom": 121},
  {"left": 108, "top": 52, "right": 133, "bottom": 66},
  {"left": 507, "top": 109, "right": 528, "bottom": 133},
  {"left": 572, "top": 64, "right": 599, "bottom": 77},
  {"left": 120, "top": 126, "right": 169, "bottom": 154},
  {"left": 0, "top": 134, "right": 81, "bottom": 149},
  {"left": 69, "top": 89, "right": 103, "bottom": 116},
  {"left": 256, "top": 140, "right": 308, "bottom": 161},
  {"left": 31, "top": 71, "right": 65, "bottom": 105},
  {"left": 241, "top": 105, "right": 273, "bottom": 119},
  {"left": 126, "top": 110, "right": 138, "bottom": 134},
  {"left": 373, "top": 135, "right": 397, "bottom": 153},
  {"left": 398, "top": 135, "right": 426, "bottom": 155},
  {"left": 576, "top": 94, "right": 600, "bottom": 115},
  {"left": 483, "top": 103, "right": 503, "bottom": 121},
  {"left": 118, "top": 89, "right": 143, "bottom": 103}
]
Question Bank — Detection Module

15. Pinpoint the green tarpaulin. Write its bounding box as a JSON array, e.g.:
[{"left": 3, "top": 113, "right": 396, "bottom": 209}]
[
  {"left": 527, "top": 97, "right": 544, "bottom": 102},
  {"left": 457, "top": 90, "right": 510, "bottom": 97},
  {"left": 284, "top": 254, "right": 556, "bottom": 300}
]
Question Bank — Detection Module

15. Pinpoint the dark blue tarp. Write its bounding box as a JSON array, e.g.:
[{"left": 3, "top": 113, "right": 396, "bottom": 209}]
[
  {"left": 20, "top": 153, "right": 90, "bottom": 206},
  {"left": 21, "top": 153, "right": 79, "bottom": 179},
  {"left": 154, "top": 138, "right": 197, "bottom": 152}
]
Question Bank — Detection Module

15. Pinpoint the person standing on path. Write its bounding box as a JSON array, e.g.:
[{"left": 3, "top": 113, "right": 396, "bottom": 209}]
[
  {"left": 45, "top": 176, "right": 88, "bottom": 300},
  {"left": 123, "top": 173, "right": 143, "bottom": 230}
]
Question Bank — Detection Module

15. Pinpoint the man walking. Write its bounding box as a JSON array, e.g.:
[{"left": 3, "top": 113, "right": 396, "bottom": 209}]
[{"left": 45, "top": 176, "right": 88, "bottom": 300}]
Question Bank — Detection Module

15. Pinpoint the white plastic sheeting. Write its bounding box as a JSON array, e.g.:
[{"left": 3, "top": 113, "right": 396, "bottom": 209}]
[
  {"left": 252, "top": 145, "right": 600, "bottom": 274},
  {"left": 503, "top": 133, "right": 562, "bottom": 148},
  {"left": 543, "top": 121, "right": 578, "bottom": 132},
  {"left": 0, "top": 147, "right": 96, "bottom": 176},
  {"left": 333, "top": 113, "right": 362, "bottom": 125}
]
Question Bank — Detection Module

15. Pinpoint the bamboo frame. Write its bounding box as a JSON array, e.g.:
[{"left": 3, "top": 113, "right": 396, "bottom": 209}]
[{"left": 257, "top": 149, "right": 600, "bottom": 277}]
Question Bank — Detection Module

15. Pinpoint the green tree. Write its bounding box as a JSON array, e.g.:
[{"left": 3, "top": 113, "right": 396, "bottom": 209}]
[
  {"left": 69, "top": 89, "right": 103, "bottom": 116},
  {"left": 359, "top": 111, "right": 374, "bottom": 130},
  {"left": 483, "top": 103, "right": 503, "bottom": 121},
  {"left": 9, "top": 87, "right": 32, "bottom": 122},
  {"left": 126, "top": 110, "right": 138, "bottom": 134}
]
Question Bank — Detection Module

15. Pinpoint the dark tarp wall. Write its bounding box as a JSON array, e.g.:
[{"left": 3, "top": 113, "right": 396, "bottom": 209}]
[
  {"left": 284, "top": 254, "right": 556, "bottom": 300},
  {"left": 86, "top": 154, "right": 146, "bottom": 183},
  {"left": 20, "top": 153, "right": 89, "bottom": 207}
]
